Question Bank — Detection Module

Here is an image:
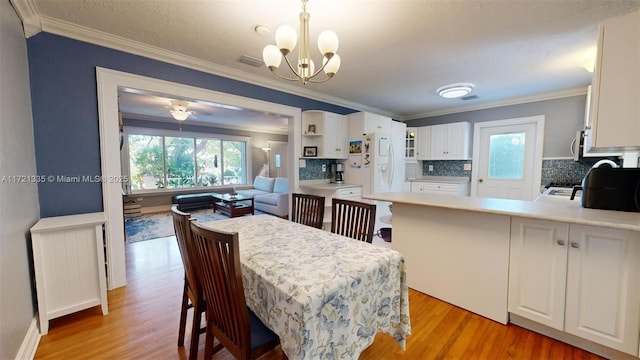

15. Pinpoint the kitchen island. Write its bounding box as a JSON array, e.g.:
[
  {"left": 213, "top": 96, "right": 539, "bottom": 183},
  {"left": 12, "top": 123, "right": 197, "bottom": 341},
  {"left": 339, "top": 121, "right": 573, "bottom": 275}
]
[{"left": 364, "top": 192, "right": 640, "bottom": 358}]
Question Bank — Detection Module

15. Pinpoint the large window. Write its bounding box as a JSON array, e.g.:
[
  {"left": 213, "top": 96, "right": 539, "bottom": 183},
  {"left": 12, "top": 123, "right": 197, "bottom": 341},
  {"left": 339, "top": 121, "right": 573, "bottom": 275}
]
[{"left": 126, "top": 129, "right": 248, "bottom": 193}]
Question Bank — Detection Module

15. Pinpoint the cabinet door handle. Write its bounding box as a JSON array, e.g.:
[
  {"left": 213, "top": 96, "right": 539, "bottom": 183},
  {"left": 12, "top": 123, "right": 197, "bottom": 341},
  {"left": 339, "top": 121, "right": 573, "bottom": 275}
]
[
  {"left": 557, "top": 240, "right": 565, "bottom": 246},
  {"left": 570, "top": 242, "right": 579, "bottom": 249}
]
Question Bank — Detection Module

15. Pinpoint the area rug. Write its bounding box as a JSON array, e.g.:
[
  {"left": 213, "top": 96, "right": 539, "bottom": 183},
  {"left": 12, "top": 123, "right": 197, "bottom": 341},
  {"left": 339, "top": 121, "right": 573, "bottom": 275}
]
[{"left": 125, "top": 209, "right": 231, "bottom": 243}]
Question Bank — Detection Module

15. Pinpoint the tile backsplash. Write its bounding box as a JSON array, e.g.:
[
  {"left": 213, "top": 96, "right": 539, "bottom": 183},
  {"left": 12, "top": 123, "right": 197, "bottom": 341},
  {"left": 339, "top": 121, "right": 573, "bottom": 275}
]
[
  {"left": 421, "top": 160, "right": 472, "bottom": 178},
  {"left": 299, "top": 159, "right": 334, "bottom": 180},
  {"left": 418, "top": 158, "right": 621, "bottom": 186},
  {"left": 302, "top": 158, "right": 621, "bottom": 186}
]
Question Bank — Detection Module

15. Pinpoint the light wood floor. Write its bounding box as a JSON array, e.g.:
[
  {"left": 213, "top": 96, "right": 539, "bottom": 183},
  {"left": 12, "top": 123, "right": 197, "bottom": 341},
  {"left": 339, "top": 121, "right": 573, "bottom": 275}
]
[{"left": 35, "top": 236, "right": 603, "bottom": 360}]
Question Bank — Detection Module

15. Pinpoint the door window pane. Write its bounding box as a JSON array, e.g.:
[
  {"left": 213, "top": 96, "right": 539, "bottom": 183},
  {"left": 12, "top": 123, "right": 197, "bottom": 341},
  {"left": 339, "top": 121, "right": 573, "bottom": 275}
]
[
  {"left": 128, "top": 135, "right": 164, "bottom": 190},
  {"left": 165, "top": 137, "right": 195, "bottom": 189},
  {"left": 488, "top": 133, "right": 525, "bottom": 180}
]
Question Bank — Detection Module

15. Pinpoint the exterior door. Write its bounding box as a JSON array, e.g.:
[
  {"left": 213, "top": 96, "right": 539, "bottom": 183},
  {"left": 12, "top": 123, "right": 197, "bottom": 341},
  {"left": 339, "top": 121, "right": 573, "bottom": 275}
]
[{"left": 472, "top": 116, "right": 544, "bottom": 200}]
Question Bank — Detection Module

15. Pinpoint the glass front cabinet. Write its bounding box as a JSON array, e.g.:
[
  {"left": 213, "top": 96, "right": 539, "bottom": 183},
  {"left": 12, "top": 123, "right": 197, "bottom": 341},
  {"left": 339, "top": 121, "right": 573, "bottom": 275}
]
[{"left": 405, "top": 127, "right": 417, "bottom": 160}]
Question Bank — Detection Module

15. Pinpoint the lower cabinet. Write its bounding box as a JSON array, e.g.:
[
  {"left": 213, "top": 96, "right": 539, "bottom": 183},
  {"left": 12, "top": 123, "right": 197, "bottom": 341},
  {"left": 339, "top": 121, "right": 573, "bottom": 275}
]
[
  {"left": 302, "top": 185, "right": 362, "bottom": 230},
  {"left": 509, "top": 218, "right": 640, "bottom": 355},
  {"left": 410, "top": 181, "right": 469, "bottom": 196},
  {"left": 30, "top": 212, "right": 109, "bottom": 335}
]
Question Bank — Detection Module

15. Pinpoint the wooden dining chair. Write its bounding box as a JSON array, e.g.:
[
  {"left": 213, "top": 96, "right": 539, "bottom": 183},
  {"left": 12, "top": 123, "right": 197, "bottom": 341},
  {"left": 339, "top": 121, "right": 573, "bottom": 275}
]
[
  {"left": 171, "top": 206, "right": 206, "bottom": 360},
  {"left": 189, "top": 221, "right": 281, "bottom": 360},
  {"left": 330, "top": 198, "right": 377, "bottom": 243},
  {"left": 290, "top": 193, "right": 325, "bottom": 229}
]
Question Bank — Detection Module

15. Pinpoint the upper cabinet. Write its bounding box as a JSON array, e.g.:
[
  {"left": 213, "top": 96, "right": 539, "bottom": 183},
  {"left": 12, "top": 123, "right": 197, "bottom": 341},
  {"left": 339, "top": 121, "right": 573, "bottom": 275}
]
[
  {"left": 346, "top": 111, "right": 392, "bottom": 135},
  {"left": 301, "top": 111, "right": 348, "bottom": 159},
  {"left": 430, "top": 122, "right": 471, "bottom": 160},
  {"left": 416, "top": 126, "right": 431, "bottom": 160},
  {"left": 586, "top": 10, "right": 640, "bottom": 152},
  {"left": 405, "top": 127, "right": 417, "bottom": 160}
]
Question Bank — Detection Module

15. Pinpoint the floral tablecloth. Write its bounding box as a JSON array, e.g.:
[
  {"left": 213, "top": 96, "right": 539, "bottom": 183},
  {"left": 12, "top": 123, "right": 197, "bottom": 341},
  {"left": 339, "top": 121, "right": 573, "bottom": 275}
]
[{"left": 202, "top": 215, "right": 411, "bottom": 359}]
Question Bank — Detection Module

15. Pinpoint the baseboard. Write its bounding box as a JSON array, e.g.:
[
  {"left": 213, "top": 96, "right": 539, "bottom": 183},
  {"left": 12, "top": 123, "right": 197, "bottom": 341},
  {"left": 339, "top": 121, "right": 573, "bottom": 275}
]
[{"left": 15, "top": 318, "right": 40, "bottom": 360}]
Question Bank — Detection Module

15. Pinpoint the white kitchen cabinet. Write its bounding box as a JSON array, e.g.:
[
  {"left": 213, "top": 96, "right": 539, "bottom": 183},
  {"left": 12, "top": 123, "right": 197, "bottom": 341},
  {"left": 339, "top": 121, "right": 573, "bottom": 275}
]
[
  {"left": 346, "top": 111, "right": 392, "bottom": 135},
  {"left": 564, "top": 224, "right": 639, "bottom": 354},
  {"left": 405, "top": 127, "right": 417, "bottom": 160},
  {"left": 509, "top": 219, "right": 569, "bottom": 330},
  {"left": 302, "top": 111, "right": 348, "bottom": 159},
  {"left": 410, "top": 182, "right": 424, "bottom": 193},
  {"left": 411, "top": 180, "right": 469, "bottom": 196},
  {"left": 415, "top": 126, "right": 431, "bottom": 160},
  {"left": 430, "top": 122, "right": 471, "bottom": 160},
  {"left": 509, "top": 218, "right": 640, "bottom": 355},
  {"left": 586, "top": 10, "right": 640, "bottom": 152},
  {"left": 301, "top": 184, "right": 362, "bottom": 230},
  {"left": 30, "top": 212, "right": 109, "bottom": 335}
]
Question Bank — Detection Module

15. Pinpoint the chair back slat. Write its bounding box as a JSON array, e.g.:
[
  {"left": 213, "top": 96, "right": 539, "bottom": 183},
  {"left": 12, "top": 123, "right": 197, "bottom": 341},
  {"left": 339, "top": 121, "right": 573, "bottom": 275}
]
[
  {"left": 330, "top": 198, "right": 377, "bottom": 243},
  {"left": 171, "top": 206, "right": 201, "bottom": 300},
  {"left": 189, "top": 221, "right": 252, "bottom": 359},
  {"left": 291, "top": 193, "right": 325, "bottom": 229}
]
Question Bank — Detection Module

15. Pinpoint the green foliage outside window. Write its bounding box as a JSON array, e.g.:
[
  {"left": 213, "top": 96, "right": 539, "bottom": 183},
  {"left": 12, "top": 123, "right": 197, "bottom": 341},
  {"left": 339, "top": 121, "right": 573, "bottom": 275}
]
[{"left": 127, "top": 132, "right": 247, "bottom": 192}]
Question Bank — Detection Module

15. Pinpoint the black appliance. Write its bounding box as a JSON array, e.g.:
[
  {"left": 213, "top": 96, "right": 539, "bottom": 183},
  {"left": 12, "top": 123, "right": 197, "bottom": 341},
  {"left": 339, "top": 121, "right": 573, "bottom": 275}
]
[{"left": 579, "top": 168, "right": 640, "bottom": 212}]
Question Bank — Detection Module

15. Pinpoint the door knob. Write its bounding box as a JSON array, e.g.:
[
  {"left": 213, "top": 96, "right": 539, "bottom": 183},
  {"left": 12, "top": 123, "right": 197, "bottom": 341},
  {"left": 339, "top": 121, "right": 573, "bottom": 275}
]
[{"left": 478, "top": 179, "right": 483, "bottom": 183}]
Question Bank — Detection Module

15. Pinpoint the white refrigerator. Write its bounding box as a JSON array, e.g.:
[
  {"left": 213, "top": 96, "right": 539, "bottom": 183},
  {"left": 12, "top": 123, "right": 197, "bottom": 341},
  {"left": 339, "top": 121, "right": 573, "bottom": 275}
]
[{"left": 344, "top": 120, "right": 406, "bottom": 235}]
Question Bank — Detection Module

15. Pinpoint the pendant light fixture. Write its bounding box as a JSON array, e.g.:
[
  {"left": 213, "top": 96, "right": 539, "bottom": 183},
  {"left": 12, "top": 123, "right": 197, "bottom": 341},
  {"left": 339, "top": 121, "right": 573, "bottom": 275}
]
[{"left": 262, "top": 0, "right": 340, "bottom": 84}]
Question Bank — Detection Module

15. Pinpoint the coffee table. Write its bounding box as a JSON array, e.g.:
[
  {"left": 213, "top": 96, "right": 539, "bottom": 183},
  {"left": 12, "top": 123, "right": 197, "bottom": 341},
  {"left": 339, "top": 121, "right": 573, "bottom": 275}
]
[{"left": 212, "top": 193, "right": 254, "bottom": 218}]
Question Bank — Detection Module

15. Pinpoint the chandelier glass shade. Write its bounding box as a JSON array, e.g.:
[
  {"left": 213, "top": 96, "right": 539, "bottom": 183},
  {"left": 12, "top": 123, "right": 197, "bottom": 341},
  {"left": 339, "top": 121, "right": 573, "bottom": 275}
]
[{"left": 262, "top": 0, "right": 340, "bottom": 84}]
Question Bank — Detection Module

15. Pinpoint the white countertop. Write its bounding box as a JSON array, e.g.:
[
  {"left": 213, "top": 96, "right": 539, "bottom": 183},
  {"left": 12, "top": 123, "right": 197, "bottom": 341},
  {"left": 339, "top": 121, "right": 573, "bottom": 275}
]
[
  {"left": 364, "top": 192, "right": 640, "bottom": 232},
  {"left": 408, "top": 176, "right": 470, "bottom": 183},
  {"left": 299, "top": 182, "right": 362, "bottom": 190}
]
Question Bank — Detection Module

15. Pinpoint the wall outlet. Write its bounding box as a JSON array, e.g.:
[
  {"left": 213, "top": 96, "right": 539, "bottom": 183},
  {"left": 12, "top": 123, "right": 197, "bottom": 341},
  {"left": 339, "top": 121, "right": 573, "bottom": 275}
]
[
  {"left": 321, "top": 164, "right": 327, "bottom": 172},
  {"left": 463, "top": 163, "right": 472, "bottom": 171},
  {"left": 299, "top": 159, "right": 306, "bottom": 168},
  {"left": 428, "top": 165, "right": 434, "bottom": 172}
]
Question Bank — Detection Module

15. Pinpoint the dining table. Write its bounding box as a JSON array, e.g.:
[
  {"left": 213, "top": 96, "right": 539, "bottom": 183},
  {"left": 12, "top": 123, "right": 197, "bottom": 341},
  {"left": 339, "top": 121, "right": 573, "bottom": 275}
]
[{"left": 201, "top": 214, "right": 411, "bottom": 359}]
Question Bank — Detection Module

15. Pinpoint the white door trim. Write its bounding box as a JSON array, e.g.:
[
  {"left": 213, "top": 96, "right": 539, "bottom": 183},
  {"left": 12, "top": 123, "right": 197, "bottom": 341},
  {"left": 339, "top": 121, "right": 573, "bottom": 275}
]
[
  {"left": 470, "top": 115, "right": 545, "bottom": 200},
  {"left": 96, "top": 67, "right": 302, "bottom": 289}
]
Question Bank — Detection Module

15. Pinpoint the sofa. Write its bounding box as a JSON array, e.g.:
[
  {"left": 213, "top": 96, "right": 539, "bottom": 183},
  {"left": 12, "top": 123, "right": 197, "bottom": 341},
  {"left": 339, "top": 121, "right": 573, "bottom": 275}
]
[
  {"left": 236, "top": 176, "right": 289, "bottom": 218},
  {"left": 171, "top": 176, "right": 289, "bottom": 217}
]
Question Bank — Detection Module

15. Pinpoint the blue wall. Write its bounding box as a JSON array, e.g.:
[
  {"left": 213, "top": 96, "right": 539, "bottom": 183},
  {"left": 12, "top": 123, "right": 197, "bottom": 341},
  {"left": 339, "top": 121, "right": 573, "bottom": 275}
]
[{"left": 27, "top": 33, "right": 357, "bottom": 217}]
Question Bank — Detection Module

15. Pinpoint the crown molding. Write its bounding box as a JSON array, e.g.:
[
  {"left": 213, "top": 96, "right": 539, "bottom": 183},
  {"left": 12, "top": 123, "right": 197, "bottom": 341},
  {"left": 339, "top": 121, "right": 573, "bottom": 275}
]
[
  {"left": 403, "top": 86, "right": 589, "bottom": 120},
  {"left": 15, "top": 5, "right": 590, "bottom": 122},
  {"left": 36, "top": 16, "right": 394, "bottom": 118},
  {"left": 10, "top": 0, "right": 42, "bottom": 37}
]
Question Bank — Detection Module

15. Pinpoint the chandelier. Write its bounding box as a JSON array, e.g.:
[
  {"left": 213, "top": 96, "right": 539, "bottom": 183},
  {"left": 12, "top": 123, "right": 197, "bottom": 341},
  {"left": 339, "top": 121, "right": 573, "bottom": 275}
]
[{"left": 262, "top": 0, "right": 340, "bottom": 84}]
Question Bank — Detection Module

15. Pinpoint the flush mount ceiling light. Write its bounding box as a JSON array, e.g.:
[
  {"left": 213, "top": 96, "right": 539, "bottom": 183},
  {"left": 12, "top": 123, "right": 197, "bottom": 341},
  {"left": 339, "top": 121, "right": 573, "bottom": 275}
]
[
  {"left": 437, "top": 84, "right": 474, "bottom": 99},
  {"left": 262, "top": 0, "right": 340, "bottom": 84},
  {"left": 169, "top": 100, "right": 191, "bottom": 121}
]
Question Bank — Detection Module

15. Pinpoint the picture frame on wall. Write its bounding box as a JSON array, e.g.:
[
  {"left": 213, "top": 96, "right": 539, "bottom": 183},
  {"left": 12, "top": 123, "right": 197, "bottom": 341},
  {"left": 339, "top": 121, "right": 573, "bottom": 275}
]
[
  {"left": 307, "top": 124, "right": 316, "bottom": 134},
  {"left": 303, "top": 146, "right": 318, "bottom": 157}
]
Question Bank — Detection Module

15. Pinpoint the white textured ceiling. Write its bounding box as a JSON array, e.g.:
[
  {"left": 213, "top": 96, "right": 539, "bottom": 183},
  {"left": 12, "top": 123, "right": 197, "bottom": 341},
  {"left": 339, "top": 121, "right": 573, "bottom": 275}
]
[{"left": 12, "top": 0, "right": 640, "bottom": 128}]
